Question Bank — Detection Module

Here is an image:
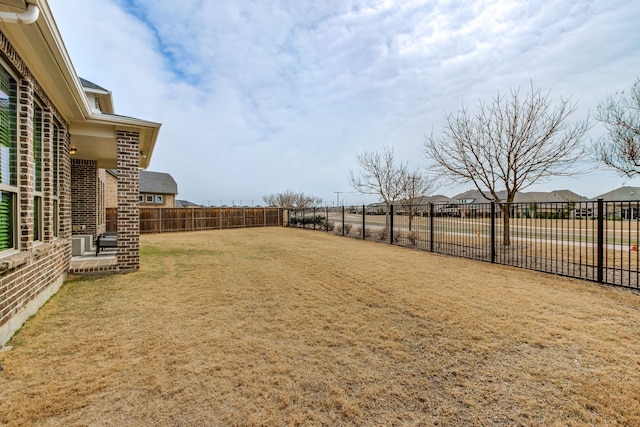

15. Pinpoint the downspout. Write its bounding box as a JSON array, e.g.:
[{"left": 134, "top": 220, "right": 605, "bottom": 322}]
[{"left": 0, "top": 2, "right": 39, "bottom": 25}]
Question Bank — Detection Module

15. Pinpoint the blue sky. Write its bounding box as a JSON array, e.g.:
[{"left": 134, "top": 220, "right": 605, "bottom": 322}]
[{"left": 49, "top": 0, "right": 640, "bottom": 206}]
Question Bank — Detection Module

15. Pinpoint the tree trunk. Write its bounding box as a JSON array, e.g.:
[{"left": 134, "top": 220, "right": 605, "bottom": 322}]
[
  {"left": 408, "top": 207, "right": 414, "bottom": 231},
  {"left": 501, "top": 204, "right": 511, "bottom": 246},
  {"left": 385, "top": 204, "right": 391, "bottom": 230}
]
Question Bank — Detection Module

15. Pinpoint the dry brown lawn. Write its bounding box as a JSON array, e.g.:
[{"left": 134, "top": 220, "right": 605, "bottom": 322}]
[{"left": 1, "top": 227, "right": 640, "bottom": 426}]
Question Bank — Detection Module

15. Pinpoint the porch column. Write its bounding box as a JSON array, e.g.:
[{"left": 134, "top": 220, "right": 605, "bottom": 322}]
[{"left": 116, "top": 130, "right": 140, "bottom": 272}]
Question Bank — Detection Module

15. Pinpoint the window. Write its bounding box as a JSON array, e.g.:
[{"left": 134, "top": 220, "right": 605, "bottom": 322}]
[
  {"left": 155, "top": 195, "right": 163, "bottom": 204},
  {"left": 139, "top": 195, "right": 143, "bottom": 202},
  {"left": 145, "top": 195, "right": 153, "bottom": 203},
  {"left": 0, "top": 64, "right": 17, "bottom": 251},
  {"left": 52, "top": 122, "right": 59, "bottom": 237},
  {"left": 33, "top": 102, "right": 43, "bottom": 242},
  {"left": 0, "top": 191, "right": 14, "bottom": 250},
  {"left": 33, "top": 195, "right": 41, "bottom": 241}
]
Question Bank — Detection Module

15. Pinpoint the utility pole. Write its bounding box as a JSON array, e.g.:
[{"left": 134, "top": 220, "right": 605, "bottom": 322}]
[{"left": 334, "top": 191, "right": 342, "bottom": 207}]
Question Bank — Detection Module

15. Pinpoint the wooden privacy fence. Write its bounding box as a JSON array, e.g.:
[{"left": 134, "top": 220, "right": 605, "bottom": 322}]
[{"left": 106, "top": 207, "right": 284, "bottom": 234}]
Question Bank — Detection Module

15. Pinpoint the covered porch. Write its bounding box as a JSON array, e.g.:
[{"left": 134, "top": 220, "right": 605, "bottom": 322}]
[{"left": 69, "top": 108, "right": 160, "bottom": 274}]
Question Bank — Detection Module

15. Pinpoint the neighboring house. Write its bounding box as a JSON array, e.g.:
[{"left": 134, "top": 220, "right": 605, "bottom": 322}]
[
  {"left": 593, "top": 186, "right": 640, "bottom": 202},
  {"left": 139, "top": 171, "right": 178, "bottom": 207},
  {"left": 176, "top": 200, "right": 202, "bottom": 208},
  {"left": 449, "top": 189, "right": 587, "bottom": 218},
  {"left": 592, "top": 186, "right": 640, "bottom": 220},
  {"left": 105, "top": 170, "right": 178, "bottom": 208},
  {"left": 0, "top": 1, "right": 161, "bottom": 345}
]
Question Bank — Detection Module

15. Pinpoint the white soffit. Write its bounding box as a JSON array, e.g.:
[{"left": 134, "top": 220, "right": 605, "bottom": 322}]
[{"left": 0, "top": 0, "right": 28, "bottom": 11}]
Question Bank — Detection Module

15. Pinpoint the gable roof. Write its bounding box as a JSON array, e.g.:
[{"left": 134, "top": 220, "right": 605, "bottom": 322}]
[
  {"left": 452, "top": 189, "right": 587, "bottom": 204},
  {"left": 593, "top": 186, "right": 640, "bottom": 202},
  {"left": 0, "top": 0, "right": 161, "bottom": 169},
  {"left": 175, "top": 200, "right": 202, "bottom": 208},
  {"left": 79, "top": 77, "right": 114, "bottom": 114},
  {"left": 140, "top": 171, "right": 178, "bottom": 195},
  {"left": 79, "top": 77, "right": 107, "bottom": 92}
]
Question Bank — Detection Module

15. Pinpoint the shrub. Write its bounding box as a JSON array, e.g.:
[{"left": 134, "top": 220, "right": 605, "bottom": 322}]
[
  {"left": 344, "top": 223, "right": 352, "bottom": 234},
  {"left": 356, "top": 227, "right": 371, "bottom": 238},
  {"left": 406, "top": 231, "right": 418, "bottom": 246},
  {"left": 378, "top": 228, "right": 388, "bottom": 241}
]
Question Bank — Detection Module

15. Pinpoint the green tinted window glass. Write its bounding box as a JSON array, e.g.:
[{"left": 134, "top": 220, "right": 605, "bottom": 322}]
[
  {"left": 0, "top": 191, "right": 13, "bottom": 250},
  {"left": 34, "top": 104, "right": 42, "bottom": 192},
  {"left": 53, "top": 124, "right": 58, "bottom": 195},
  {"left": 0, "top": 67, "right": 16, "bottom": 187},
  {"left": 34, "top": 196, "right": 40, "bottom": 241}
]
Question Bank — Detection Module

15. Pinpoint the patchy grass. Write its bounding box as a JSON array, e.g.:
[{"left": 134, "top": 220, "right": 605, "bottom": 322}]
[{"left": 1, "top": 227, "right": 640, "bottom": 425}]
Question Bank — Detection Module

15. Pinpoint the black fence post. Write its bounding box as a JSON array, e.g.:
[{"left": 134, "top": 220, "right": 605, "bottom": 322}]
[
  {"left": 390, "top": 204, "right": 394, "bottom": 244},
  {"left": 597, "top": 198, "right": 604, "bottom": 283},
  {"left": 362, "top": 205, "right": 366, "bottom": 240},
  {"left": 429, "top": 203, "right": 434, "bottom": 252},
  {"left": 342, "top": 206, "right": 345, "bottom": 236},
  {"left": 313, "top": 206, "right": 316, "bottom": 230},
  {"left": 491, "top": 202, "right": 496, "bottom": 263}
]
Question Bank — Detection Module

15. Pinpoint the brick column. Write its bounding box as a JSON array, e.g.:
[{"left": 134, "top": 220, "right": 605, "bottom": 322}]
[
  {"left": 116, "top": 130, "right": 140, "bottom": 272},
  {"left": 18, "top": 78, "right": 34, "bottom": 251}
]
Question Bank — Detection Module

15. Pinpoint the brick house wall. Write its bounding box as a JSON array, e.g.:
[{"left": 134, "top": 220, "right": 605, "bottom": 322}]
[
  {"left": 0, "top": 31, "right": 72, "bottom": 345},
  {"left": 105, "top": 171, "right": 117, "bottom": 208}
]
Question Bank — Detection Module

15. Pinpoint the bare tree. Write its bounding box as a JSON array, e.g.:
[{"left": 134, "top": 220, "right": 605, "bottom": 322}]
[
  {"left": 348, "top": 146, "right": 408, "bottom": 227},
  {"left": 399, "top": 171, "right": 438, "bottom": 231},
  {"left": 594, "top": 79, "right": 640, "bottom": 177},
  {"left": 424, "top": 84, "right": 589, "bottom": 245},
  {"left": 262, "top": 190, "right": 321, "bottom": 208}
]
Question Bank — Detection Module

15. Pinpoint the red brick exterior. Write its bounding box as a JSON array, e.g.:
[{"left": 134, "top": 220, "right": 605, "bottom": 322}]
[
  {"left": 0, "top": 23, "right": 149, "bottom": 345},
  {"left": 18, "top": 78, "right": 35, "bottom": 251},
  {"left": 116, "top": 130, "right": 140, "bottom": 272},
  {"left": 0, "top": 31, "right": 72, "bottom": 345},
  {"left": 70, "top": 159, "right": 106, "bottom": 240}
]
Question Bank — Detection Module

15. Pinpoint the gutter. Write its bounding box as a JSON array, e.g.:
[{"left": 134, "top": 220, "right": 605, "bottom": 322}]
[{"left": 0, "top": 2, "right": 39, "bottom": 25}]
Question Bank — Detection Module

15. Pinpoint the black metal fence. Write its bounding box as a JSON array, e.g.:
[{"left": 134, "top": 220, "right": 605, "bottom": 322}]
[{"left": 289, "top": 200, "right": 640, "bottom": 290}]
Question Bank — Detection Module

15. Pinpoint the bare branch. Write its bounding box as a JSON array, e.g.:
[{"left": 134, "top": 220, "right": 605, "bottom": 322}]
[
  {"left": 262, "top": 190, "right": 321, "bottom": 208},
  {"left": 424, "top": 83, "right": 589, "bottom": 244},
  {"left": 594, "top": 79, "right": 640, "bottom": 177},
  {"left": 348, "top": 146, "right": 408, "bottom": 206}
]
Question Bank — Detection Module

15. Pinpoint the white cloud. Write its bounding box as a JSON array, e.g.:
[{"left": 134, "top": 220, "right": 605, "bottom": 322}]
[{"left": 48, "top": 0, "right": 640, "bottom": 205}]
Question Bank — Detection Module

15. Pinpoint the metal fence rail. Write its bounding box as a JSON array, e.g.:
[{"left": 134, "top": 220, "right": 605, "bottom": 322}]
[{"left": 289, "top": 200, "right": 640, "bottom": 290}]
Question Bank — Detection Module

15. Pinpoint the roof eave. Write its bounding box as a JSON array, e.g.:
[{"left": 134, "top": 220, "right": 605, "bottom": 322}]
[{"left": 0, "top": 0, "right": 93, "bottom": 121}]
